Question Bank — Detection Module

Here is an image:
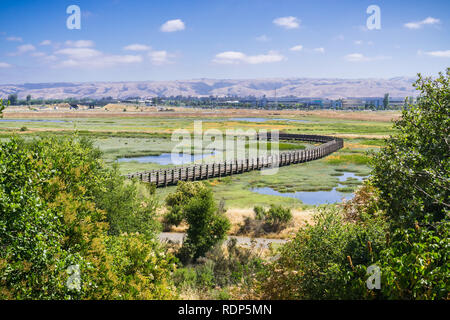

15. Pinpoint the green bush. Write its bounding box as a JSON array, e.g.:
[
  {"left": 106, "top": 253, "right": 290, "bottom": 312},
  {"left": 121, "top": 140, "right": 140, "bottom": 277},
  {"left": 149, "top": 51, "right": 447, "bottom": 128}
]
[
  {"left": 164, "top": 181, "right": 208, "bottom": 227},
  {"left": 240, "top": 205, "right": 292, "bottom": 235},
  {"left": 265, "top": 205, "right": 292, "bottom": 230},
  {"left": 374, "top": 221, "right": 449, "bottom": 299},
  {"left": 178, "top": 184, "right": 231, "bottom": 262},
  {"left": 0, "top": 99, "right": 6, "bottom": 117},
  {"left": 371, "top": 69, "right": 449, "bottom": 227},
  {"left": 174, "top": 239, "right": 263, "bottom": 296},
  {"left": 0, "top": 136, "right": 176, "bottom": 299},
  {"left": 94, "top": 165, "right": 160, "bottom": 238},
  {"left": 258, "top": 208, "right": 387, "bottom": 299}
]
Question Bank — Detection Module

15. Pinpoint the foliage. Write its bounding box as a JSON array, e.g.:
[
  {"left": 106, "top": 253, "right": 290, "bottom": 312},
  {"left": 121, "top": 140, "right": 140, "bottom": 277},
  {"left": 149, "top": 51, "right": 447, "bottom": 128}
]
[
  {"left": 373, "top": 221, "right": 449, "bottom": 299},
  {"left": 260, "top": 70, "right": 450, "bottom": 300},
  {"left": 106, "top": 233, "right": 177, "bottom": 299},
  {"left": 240, "top": 205, "right": 292, "bottom": 236},
  {"left": 173, "top": 239, "right": 263, "bottom": 298},
  {"left": 177, "top": 183, "right": 231, "bottom": 262},
  {"left": 0, "top": 136, "right": 175, "bottom": 299},
  {"left": 94, "top": 165, "right": 160, "bottom": 238},
  {"left": 0, "top": 99, "right": 7, "bottom": 118},
  {"left": 371, "top": 69, "right": 449, "bottom": 227},
  {"left": 164, "top": 181, "right": 209, "bottom": 227},
  {"left": 257, "top": 208, "right": 388, "bottom": 299},
  {"left": 7, "top": 94, "right": 18, "bottom": 106},
  {"left": 264, "top": 205, "right": 293, "bottom": 229}
]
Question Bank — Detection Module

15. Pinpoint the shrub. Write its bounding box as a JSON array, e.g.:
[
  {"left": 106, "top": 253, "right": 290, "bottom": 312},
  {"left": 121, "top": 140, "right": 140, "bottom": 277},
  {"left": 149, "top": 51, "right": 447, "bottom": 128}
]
[
  {"left": 178, "top": 184, "right": 231, "bottom": 262},
  {"left": 240, "top": 205, "right": 292, "bottom": 235},
  {"left": 371, "top": 69, "right": 449, "bottom": 227},
  {"left": 164, "top": 181, "right": 208, "bottom": 227},
  {"left": 257, "top": 207, "right": 387, "bottom": 299},
  {"left": 173, "top": 239, "right": 264, "bottom": 297},
  {"left": 94, "top": 165, "right": 160, "bottom": 238},
  {"left": 0, "top": 136, "right": 175, "bottom": 299},
  {"left": 265, "top": 205, "right": 292, "bottom": 231}
]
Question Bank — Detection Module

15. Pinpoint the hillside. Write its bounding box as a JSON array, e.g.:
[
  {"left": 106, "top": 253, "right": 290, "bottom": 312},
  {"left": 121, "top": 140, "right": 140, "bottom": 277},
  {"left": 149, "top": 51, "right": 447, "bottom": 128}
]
[{"left": 0, "top": 77, "right": 417, "bottom": 100}]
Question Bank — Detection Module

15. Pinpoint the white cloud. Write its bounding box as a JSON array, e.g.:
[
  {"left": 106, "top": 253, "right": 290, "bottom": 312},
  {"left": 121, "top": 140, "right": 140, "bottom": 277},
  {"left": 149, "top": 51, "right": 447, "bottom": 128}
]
[
  {"left": 213, "top": 51, "right": 285, "bottom": 64},
  {"left": 354, "top": 40, "right": 374, "bottom": 46},
  {"left": 6, "top": 36, "right": 22, "bottom": 42},
  {"left": 55, "top": 47, "right": 102, "bottom": 59},
  {"left": 65, "top": 40, "right": 95, "bottom": 48},
  {"left": 344, "top": 53, "right": 369, "bottom": 62},
  {"left": 334, "top": 34, "right": 345, "bottom": 41},
  {"left": 313, "top": 47, "right": 325, "bottom": 53},
  {"left": 404, "top": 17, "right": 440, "bottom": 29},
  {"left": 0, "top": 62, "right": 12, "bottom": 68},
  {"left": 160, "top": 19, "right": 185, "bottom": 32},
  {"left": 124, "top": 44, "right": 151, "bottom": 51},
  {"left": 55, "top": 45, "right": 142, "bottom": 68},
  {"left": 256, "top": 35, "right": 270, "bottom": 42},
  {"left": 148, "top": 50, "right": 174, "bottom": 65},
  {"left": 9, "top": 44, "right": 36, "bottom": 56},
  {"left": 31, "top": 52, "right": 46, "bottom": 57},
  {"left": 40, "top": 40, "right": 52, "bottom": 46},
  {"left": 344, "top": 53, "right": 391, "bottom": 62},
  {"left": 290, "top": 45, "right": 303, "bottom": 52},
  {"left": 273, "top": 16, "right": 300, "bottom": 29},
  {"left": 58, "top": 54, "right": 142, "bottom": 68},
  {"left": 19, "top": 44, "right": 36, "bottom": 53},
  {"left": 422, "top": 50, "right": 450, "bottom": 58}
]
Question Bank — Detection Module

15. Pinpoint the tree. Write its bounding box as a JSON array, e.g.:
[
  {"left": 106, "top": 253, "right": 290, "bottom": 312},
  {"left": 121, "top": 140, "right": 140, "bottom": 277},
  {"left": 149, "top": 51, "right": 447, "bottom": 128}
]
[
  {"left": 167, "top": 182, "right": 231, "bottom": 263},
  {"left": 0, "top": 99, "right": 6, "bottom": 117},
  {"left": 26, "top": 94, "right": 31, "bottom": 105},
  {"left": 7, "top": 94, "right": 18, "bottom": 106},
  {"left": 371, "top": 69, "right": 449, "bottom": 227},
  {"left": 383, "top": 93, "right": 389, "bottom": 110},
  {"left": 164, "top": 181, "right": 208, "bottom": 227}
]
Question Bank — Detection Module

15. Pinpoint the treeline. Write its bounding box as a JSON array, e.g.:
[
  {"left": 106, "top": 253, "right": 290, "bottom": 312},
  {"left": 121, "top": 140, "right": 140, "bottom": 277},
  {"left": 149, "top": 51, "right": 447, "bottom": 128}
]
[{"left": 4, "top": 94, "right": 116, "bottom": 107}]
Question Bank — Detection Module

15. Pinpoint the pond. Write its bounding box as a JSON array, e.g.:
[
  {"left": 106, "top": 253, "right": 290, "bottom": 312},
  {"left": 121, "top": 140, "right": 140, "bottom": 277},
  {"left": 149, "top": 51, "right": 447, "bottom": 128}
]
[
  {"left": 117, "top": 151, "right": 217, "bottom": 165},
  {"left": 229, "top": 117, "right": 309, "bottom": 123},
  {"left": 251, "top": 172, "right": 364, "bottom": 205}
]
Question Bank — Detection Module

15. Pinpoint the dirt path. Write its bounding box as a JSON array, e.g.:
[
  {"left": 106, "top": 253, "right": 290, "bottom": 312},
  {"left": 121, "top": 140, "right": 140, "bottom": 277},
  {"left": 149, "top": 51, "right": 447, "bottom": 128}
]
[{"left": 158, "top": 232, "right": 287, "bottom": 249}]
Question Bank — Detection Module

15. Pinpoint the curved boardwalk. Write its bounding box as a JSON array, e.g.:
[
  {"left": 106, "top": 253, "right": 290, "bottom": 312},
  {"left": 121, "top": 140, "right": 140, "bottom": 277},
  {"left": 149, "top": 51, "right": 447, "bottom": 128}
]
[{"left": 126, "top": 133, "right": 344, "bottom": 187}]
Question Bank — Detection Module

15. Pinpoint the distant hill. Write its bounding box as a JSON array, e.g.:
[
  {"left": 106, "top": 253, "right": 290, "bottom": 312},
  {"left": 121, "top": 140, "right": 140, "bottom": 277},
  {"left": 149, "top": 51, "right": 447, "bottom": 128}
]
[{"left": 0, "top": 77, "right": 418, "bottom": 100}]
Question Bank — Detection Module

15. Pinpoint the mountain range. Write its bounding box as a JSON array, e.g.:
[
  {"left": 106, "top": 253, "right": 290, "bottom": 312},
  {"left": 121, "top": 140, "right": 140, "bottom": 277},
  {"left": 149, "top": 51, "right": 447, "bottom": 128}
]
[{"left": 0, "top": 77, "right": 418, "bottom": 100}]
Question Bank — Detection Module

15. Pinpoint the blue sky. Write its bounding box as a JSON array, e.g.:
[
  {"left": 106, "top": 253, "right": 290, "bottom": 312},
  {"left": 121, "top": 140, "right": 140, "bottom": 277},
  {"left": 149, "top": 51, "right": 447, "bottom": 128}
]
[{"left": 0, "top": 0, "right": 449, "bottom": 84}]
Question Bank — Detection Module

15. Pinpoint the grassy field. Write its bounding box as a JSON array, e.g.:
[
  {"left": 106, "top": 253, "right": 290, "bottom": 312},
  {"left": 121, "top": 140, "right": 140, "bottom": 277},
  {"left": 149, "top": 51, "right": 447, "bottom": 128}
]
[{"left": 0, "top": 109, "right": 395, "bottom": 218}]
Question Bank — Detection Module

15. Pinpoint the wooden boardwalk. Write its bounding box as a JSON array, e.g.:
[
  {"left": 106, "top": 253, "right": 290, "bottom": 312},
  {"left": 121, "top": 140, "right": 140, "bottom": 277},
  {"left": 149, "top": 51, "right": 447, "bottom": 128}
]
[{"left": 125, "top": 133, "right": 344, "bottom": 187}]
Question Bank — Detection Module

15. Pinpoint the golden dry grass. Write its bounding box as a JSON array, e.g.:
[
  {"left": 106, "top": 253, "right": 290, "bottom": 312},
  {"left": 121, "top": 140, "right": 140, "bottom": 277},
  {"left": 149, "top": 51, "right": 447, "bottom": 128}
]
[
  {"left": 158, "top": 206, "right": 315, "bottom": 239},
  {"left": 3, "top": 106, "right": 401, "bottom": 122},
  {"left": 226, "top": 207, "right": 315, "bottom": 239}
]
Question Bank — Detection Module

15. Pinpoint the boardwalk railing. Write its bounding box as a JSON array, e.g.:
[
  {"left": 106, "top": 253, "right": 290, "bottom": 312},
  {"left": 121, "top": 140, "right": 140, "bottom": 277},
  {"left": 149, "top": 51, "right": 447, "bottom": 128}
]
[{"left": 125, "top": 133, "right": 343, "bottom": 187}]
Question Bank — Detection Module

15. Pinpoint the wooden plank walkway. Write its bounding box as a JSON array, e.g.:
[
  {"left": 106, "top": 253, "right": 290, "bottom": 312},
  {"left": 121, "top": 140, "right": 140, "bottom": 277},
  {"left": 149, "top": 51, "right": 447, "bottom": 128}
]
[{"left": 125, "top": 133, "right": 344, "bottom": 187}]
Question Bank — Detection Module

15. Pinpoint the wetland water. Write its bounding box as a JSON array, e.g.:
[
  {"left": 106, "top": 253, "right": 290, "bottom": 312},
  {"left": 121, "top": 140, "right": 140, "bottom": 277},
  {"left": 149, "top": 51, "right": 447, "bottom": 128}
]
[
  {"left": 251, "top": 172, "right": 364, "bottom": 205},
  {"left": 117, "top": 151, "right": 217, "bottom": 165}
]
